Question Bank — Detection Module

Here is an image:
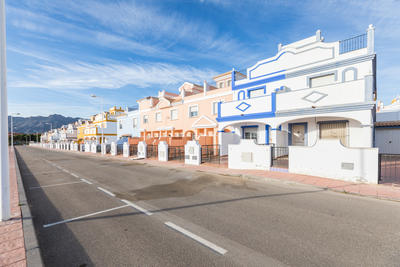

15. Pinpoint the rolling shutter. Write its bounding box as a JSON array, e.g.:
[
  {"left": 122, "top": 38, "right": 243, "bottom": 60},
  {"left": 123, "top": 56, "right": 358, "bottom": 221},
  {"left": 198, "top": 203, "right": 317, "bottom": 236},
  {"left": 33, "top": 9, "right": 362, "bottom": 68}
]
[{"left": 319, "top": 121, "right": 348, "bottom": 146}]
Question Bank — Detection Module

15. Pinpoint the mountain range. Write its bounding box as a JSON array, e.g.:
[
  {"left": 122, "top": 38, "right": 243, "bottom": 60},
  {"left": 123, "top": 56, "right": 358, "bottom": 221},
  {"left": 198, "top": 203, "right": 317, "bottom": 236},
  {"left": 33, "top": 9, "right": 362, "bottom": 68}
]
[{"left": 8, "top": 114, "right": 82, "bottom": 134}]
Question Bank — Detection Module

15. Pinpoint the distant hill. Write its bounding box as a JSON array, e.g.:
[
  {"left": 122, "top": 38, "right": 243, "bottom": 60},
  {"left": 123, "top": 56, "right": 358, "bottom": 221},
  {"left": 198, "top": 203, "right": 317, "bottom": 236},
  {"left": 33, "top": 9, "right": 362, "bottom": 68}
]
[{"left": 8, "top": 114, "right": 82, "bottom": 134}]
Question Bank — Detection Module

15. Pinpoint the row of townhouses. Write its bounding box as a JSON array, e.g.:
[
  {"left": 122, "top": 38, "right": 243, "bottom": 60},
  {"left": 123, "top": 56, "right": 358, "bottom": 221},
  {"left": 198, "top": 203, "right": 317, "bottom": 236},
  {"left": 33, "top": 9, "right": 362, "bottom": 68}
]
[{"left": 39, "top": 25, "right": 399, "bottom": 184}]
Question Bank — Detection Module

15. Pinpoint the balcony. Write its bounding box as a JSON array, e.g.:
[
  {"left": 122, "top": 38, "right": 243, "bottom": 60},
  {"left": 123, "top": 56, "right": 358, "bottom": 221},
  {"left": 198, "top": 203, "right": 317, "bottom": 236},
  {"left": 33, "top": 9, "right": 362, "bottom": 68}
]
[
  {"left": 217, "top": 94, "right": 274, "bottom": 122},
  {"left": 339, "top": 33, "right": 367, "bottom": 54},
  {"left": 276, "top": 79, "right": 366, "bottom": 112},
  {"left": 217, "top": 79, "right": 367, "bottom": 122}
]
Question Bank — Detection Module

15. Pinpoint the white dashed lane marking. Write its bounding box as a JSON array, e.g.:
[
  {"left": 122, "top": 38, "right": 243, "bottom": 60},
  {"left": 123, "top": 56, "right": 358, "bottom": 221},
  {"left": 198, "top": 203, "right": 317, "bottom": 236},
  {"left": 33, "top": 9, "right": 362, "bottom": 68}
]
[
  {"left": 97, "top": 187, "right": 116, "bottom": 197},
  {"left": 121, "top": 199, "right": 153, "bottom": 216},
  {"left": 164, "top": 222, "right": 227, "bottom": 255},
  {"left": 30, "top": 181, "right": 84, "bottom": 190},
  {"left": 43, "top": 205, "right": 129, "bottom": 228}
]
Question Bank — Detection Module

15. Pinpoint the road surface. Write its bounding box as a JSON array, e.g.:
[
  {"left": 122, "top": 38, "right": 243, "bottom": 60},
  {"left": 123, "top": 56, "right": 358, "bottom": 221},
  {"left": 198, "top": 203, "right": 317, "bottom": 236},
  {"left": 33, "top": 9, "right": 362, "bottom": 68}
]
[{"left": 16, "top": 146, "right": 400, "bottom": 266}]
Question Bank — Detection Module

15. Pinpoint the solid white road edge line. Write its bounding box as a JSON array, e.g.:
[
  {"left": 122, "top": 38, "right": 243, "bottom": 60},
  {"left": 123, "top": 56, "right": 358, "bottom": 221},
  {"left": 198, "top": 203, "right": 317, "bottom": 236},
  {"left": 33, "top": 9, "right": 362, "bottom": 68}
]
[
  {"left": 70, "top": 173, "right": 79, "bottom": 178},
  {"left": 120, "top": 199, "right": 153, "bottom": 216},
  {"left": 80, "top": 178, "right": 93, "bottom": 185},
  {"left": 97, "top": 187, "right": 116, "bottom": 197},
  {"left": 164, "top": 221, "right": 227, "bottom": 255},
  {"left": 43, "top": 205, "right": 129, "bottom": 228},
  {"left": 30, "top": 181, "right": 84, "bottom": 190}
]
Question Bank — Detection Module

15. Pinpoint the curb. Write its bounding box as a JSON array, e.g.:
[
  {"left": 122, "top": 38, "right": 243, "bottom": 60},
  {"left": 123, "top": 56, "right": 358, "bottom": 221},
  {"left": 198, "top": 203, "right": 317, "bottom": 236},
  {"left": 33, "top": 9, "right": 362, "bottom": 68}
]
[{"left": 14, "top": 148, "right": 44, "bottom": 267}]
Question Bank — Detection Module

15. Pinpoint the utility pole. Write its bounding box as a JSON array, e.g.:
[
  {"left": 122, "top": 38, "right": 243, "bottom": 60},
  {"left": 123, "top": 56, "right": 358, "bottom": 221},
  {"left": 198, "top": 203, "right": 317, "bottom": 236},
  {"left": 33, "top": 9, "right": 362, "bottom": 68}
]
[{"left": 0, "top": 0, "right": 10, "bottom": 221}]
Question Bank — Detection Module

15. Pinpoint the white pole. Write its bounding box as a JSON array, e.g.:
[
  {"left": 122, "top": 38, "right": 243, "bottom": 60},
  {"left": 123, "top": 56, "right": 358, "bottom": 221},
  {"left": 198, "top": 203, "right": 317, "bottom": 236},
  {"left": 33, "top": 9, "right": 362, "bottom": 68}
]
[
  {"left": 0, "top": 0, "right": 10, "bottom": 221},
  {"left": 101, "top": 97, "right": 104, "bottom": 144},
  {"left": 10, "top": 115, "right": 13, "bottom": 146}
]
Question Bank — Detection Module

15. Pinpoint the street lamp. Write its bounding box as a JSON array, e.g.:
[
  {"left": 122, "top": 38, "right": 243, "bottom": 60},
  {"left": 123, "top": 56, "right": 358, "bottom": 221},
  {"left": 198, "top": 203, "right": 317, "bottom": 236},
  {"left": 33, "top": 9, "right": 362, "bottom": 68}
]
[
  {"left": 91, "top": 94, "right": 104, "bottom": 144},
  {"left": 0, "top": 0, "right": 10, "bottom": 220},
  {"left": 10, "top": 113, "right": 20, "bottom": 147}
]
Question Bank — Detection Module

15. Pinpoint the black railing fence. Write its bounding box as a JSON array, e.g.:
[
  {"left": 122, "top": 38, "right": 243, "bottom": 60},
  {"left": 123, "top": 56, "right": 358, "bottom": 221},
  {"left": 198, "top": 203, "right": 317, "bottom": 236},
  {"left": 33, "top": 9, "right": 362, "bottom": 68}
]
[
  {"left": 201, "top": 145, "right": 222, "bottom": 164},
  {"left": 168, "top": 146, "right": 185, "bottom": 161},
  {"left": 129, "top": 144, "right": 138, "bottom": 157},
  {"left": 339, "top": 33, "right": 367, "bottom": 54},
  {"left": 271, "top": 146, "right": 289, "bottom": 168},
  {"left": 379, "top": 154, "right": 400, "bottom": 184},
  {"left": 146, "top": 145, "right": 158, "bottom": 158}
]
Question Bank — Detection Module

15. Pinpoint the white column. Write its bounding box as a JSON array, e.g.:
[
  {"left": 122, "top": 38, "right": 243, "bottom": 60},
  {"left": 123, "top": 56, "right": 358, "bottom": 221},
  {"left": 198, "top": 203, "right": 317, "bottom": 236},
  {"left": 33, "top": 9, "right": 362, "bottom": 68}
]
[{"left": 0, "top": 0, "right": 10, "bottom": 221}]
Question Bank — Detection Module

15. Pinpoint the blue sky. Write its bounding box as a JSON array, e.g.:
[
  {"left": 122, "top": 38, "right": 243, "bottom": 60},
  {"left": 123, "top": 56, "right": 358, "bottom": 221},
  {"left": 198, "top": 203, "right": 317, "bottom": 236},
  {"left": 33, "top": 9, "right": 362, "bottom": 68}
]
[{"left": 6, "top": 0, "right": 400, "bottom": 118}]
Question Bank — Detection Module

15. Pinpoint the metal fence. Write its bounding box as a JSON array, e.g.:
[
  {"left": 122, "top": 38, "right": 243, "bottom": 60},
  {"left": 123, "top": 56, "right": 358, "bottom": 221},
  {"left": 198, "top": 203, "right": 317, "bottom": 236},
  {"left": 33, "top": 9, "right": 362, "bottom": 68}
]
[
  {"left": 271, "top": 146, "right": 289, "bottom": 168},
  {"left": 201, "top": 145, "right": 222, "bottom": 164},
  {"left": 146, "top": 145, "right": 158, "bottom": 158},
  {"left": 339, "top": 33, "right": 367, "bottom": 54},
  {"left": 129, "top": 144, "right": 138, "bottom": 157},
  {"left": 379, "top": 154, "right": 400, "bottom": 184},
  {"left": 116, "top": 144, "right": 124, "bottom": 155},
  {"left": 168, "top": 146, "right": 185, "bottom": 161}
]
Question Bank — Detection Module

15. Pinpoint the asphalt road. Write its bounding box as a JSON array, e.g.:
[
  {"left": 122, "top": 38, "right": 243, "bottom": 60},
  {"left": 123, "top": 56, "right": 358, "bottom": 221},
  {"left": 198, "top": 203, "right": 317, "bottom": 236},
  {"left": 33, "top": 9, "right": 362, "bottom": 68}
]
[{"left": 16, "top": 146, "right": 400, "bottom": 267}]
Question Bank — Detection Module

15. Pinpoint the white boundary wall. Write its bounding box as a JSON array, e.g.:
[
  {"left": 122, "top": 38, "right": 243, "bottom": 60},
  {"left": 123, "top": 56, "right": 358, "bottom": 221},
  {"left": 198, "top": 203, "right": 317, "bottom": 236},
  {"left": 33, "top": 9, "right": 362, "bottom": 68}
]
[
  {"left": 185, "top": 141, "right": 201, "bottom": 165},
  {"left": 158, "top": 141, "right": 168, "bottom": 162},
  {"left": 123, "top": 142, "right": 129, "bottom": 157},
  {"left": 110, "top": 142, "right": 117, "bottom": 156},
  {"left": 228, "top": 140, "right": 271, "bottom": 170},
  {"left": 289, "top": 139, "right": 378, "bottom": 184},
  {"left": 138, "top": 141, "right": 147, "bottom": 159}
]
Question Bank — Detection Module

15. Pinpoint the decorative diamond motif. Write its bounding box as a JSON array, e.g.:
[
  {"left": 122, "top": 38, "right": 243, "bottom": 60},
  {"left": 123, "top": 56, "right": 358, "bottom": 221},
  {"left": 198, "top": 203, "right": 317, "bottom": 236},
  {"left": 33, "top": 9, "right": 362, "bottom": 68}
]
[
  {"left": 236, "top": 101, "right": 251, "bottom": 112},
  {"left": 302, "top": 91, "right": 328, "bottom": 103}
]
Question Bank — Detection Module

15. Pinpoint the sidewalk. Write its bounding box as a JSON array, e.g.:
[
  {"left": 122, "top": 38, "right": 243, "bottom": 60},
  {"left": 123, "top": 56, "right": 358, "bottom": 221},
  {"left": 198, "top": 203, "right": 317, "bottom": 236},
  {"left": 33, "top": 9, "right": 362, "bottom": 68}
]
[
  {"left": 138, "top": 158, "right": 400, "bottom": 202},
  {"left": 0, "top": 148, "right": 26, "bottom": 266}
]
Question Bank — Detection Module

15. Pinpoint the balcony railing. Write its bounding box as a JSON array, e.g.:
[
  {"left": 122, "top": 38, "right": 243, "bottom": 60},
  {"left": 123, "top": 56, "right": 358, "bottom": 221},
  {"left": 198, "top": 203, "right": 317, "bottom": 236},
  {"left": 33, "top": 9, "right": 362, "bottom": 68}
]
[{"left": 339, "top": 33, "right": 367, "bottom": 54}]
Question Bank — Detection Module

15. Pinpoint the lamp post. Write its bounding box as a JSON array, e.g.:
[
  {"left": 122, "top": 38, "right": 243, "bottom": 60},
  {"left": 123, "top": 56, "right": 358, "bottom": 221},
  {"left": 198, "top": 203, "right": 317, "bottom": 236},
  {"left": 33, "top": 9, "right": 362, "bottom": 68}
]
[
  {"left": 10, "top": 113, "right": 20, "bottom": 147},
  {"left": 91, "top": 94, "right": 104, "bottom": 144},
  {"left": 0, "top": 0, "right": 10, "bottom": 221}
]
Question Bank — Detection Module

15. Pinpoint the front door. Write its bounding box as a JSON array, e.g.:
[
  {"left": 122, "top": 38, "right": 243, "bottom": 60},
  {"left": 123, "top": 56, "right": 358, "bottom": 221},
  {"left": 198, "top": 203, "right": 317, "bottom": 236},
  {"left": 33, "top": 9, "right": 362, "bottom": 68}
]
[{"left": 290, "top": 123, "right": 306, "bottom": 146}]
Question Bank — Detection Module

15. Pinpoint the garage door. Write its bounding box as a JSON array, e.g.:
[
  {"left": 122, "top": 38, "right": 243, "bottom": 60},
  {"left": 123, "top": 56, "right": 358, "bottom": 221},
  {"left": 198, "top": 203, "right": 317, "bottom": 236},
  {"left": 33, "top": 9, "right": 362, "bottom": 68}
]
[
  {"left": 319, "top": 121, "right": 348, "bottom": 146},
  {"left": 375, "top": 128, "right": 400, "bottom": 154}
]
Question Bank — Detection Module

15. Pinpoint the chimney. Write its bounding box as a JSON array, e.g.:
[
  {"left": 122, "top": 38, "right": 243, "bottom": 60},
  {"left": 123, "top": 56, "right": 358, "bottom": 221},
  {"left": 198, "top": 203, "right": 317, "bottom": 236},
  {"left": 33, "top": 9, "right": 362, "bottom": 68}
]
[{"left": 203, "top": 80, "right": 209, "bottom": 96}]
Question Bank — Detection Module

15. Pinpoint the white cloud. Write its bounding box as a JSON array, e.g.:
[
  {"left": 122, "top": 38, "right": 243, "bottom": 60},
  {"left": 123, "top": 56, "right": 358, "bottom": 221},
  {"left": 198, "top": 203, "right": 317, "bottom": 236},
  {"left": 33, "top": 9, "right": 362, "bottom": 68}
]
[{"left": 8, "top": 53, "right": 217, "bottom": 91}]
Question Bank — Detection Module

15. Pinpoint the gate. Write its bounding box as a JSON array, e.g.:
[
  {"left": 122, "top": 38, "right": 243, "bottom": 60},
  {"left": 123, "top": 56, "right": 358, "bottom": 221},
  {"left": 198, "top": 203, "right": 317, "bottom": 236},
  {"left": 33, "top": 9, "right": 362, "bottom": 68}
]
[
  {"left": 201, "top": 145, "right": 221, "bottom": 164},
  {"left": 379, "top": 154, "right": 400, "bottom": 184},
  {"left": 168, "top": 146, "right": 184, "bottom": 161},
  {"left": 146, "top": 145, "right": 158, "bottom": 158},
  {"left": 271, "top": 146, "right": 289, "bottom": 169},
  {"left": 129, "top": 144, "right": 138, "bottom": 157}
]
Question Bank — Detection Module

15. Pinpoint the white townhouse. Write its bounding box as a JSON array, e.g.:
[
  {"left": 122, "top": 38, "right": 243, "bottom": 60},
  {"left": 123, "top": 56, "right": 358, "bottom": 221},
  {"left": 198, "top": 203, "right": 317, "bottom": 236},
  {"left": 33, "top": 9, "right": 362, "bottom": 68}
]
[
  {"left": 59, "top": 123, "right": 77, "bottom": 143},
  {"left": 217, "top": 26, "right": 376, "bottom": 156},
  {"left": 83, "top": 106, "right": 125, "bottom": 144},
  {"left": 116, "top": 106, "right": 141, "bottom": 139}
]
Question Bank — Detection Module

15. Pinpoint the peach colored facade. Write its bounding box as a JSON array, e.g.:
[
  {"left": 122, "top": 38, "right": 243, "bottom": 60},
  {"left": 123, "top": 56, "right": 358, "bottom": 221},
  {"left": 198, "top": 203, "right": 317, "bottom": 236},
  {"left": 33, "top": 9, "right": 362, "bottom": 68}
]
[{"left": 137, "top": 71, "right": 233, "bottom": 145}]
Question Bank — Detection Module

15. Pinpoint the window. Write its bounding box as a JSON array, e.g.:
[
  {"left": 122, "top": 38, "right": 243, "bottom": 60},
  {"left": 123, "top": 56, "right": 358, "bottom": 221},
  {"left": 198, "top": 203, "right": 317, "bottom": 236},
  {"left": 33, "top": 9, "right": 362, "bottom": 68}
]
[
  {"left": 155, "top": 112, "right": 162, "bottom": 122},
  {"left": 119, "top": 122, "right": 123, "bottom": 129},
  {"left": 189, "top": 105, "right": 198, "bottom": 118},
  {"left": 227, "top": 80, "right": 231, "bottom": 87},
  {"left": 319, "top": 121, "right": 348, "bottom": 146},
  {"left": 212, "top": 102, "right": 219, "bottom": 115},
  {"left": 309, "top": 73, "right": 335, "bottom": 87},
  {"left": 143, "top": 115, "right": 148, "bottom": 124},
  {"left": 170, "top": 109, "right": 178, "bottom": 120},
  {"left": 248, "top": 88, "right": 264, "bottom": 98},
  {"left": 219, "top": 82, "right": 224, "bottom": 88},
  {"left": 132, "top": 118, "right": 137, "bottom": 128}
]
